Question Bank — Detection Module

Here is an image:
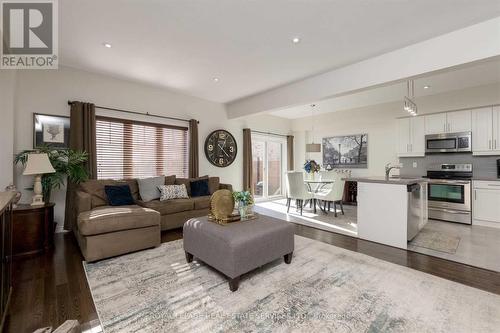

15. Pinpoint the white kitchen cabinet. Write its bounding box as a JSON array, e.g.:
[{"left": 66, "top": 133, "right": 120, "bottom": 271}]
[
  {"left": 494, "top": 106, "right": 500, "bottom": 152},
  {"left": 472, "top": 106, "right": 500, "bottom": 155},
  {"left": 473, "top": 181, "right": 500, "bottom": 228},
  {"left": 447, "top": 110, "right": 472, "bottom": 133},
  {"left": 425, "top": 110, "right": 471, "bottom": 134},
  {"left": 397, "top": 117, "right": 425, "bottom": 157},
  {"left": 425, "top": 113, "right": 447, "bottom": 134}
]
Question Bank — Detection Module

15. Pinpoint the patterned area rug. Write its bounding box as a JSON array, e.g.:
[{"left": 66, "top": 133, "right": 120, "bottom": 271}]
[
  {"left": 409, "top": 229, "right": 461, "bottom": 254},
  {"left": 84, "top": 236, "right": 500, "bottom": 333}
]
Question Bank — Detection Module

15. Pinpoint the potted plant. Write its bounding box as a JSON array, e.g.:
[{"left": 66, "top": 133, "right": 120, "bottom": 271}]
[
  {"left": 303, "top": 160, "right": 321, "bottom": 180},
  {"left": 232, "top": 190, "right": 254, "bottom": 218},
  {"left": 15, "top": 146, "right": 89, "bottom": 204}
]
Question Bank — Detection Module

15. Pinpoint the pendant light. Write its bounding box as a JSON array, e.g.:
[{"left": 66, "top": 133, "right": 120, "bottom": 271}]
[
  {"left": 306, "top": 104, "right": 321, "bottom": 153},
  {"left": 403, "top": 80, "right": 418, "bottom": 116}
]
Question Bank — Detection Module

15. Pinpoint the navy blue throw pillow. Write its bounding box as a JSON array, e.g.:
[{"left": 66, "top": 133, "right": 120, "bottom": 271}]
[
  {"left": 190, "top": 178, "right": 210, "bottom": 197},
  {"left": 105, "top": 185, "right": 135, "bottom": 206}
]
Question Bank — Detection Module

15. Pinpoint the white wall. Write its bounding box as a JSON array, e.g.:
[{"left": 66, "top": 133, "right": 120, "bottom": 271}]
[
  {"left": 292, "top": 83, "right": 500, "bottom": 177},
  {"left": 0, "top": 71, "right": 16, "bottom": 189},
  {"left": 13, "top": 66, "right": 292, "bottom": 227}
]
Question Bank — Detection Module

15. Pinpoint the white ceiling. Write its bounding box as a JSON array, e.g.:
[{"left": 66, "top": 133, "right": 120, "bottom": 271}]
[
  {"left": 269, "top": 59, "right": 500, "bottom": 119},
  {"left": 60, "top": 1, "right": 500, "bottom": 103}
]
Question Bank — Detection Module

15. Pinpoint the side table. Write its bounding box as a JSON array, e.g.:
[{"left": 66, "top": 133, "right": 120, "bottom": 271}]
[{"left": 12, "top": 203, "right": 55, "bottom": 258}]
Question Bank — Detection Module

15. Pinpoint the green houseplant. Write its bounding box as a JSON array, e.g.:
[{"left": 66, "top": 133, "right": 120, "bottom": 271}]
[
  {"left": 15, "top": 146, "right": 89, "bottom": 203},
  {"left": 232, "top": 190, "right": 254, "bottom": 218}
]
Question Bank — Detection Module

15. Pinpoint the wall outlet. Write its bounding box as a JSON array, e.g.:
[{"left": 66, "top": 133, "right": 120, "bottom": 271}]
[{"left": 412, "top": 162, "right": 418, "bottom": 168}]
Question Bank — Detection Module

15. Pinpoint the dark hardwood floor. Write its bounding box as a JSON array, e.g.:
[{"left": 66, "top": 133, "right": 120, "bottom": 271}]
[{"left": 5, "top": 223, "right": 500, "bottom": 332}]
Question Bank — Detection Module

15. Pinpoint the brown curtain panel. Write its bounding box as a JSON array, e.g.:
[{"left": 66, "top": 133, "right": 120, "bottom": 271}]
[
  {"left": 242, "top": 128, "right": 253, "bottom": 192},
  {"left": 188, "top": 119, "right": 199, "bottom": 178},
  {"left": 64, "top": 101, "right": 96, "bottom": 231},
  {"left": 287, "top": 135, "right": 294, "bottom": 171}
]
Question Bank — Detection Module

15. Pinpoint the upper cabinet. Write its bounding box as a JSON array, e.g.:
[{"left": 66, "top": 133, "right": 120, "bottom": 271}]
[
  {"left": 472, "top": 106, "right": 500, "bottom": 155},
  {"left": 425, "top": 113, "right": 447, "bottom": 134},
  {"left": 425, "top": 110, "right": 471, "bottom": 135},
  {"left": 397, "top": 116, "right": 425, "bottom": 157},
  {"left": 447, "top": 110, "right": 472, "bottom": 133}
]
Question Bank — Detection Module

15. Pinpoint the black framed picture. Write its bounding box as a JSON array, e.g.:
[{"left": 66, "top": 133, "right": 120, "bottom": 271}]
[
  {"left": 322, "top": 134, "right": 368, "bottom": 169},
  {"left": 33, "top": 113, "right": 70, "bottom": 149}
]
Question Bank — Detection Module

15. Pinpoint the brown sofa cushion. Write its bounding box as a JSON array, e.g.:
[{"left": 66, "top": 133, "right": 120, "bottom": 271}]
[
  {"left": 77, "top": 205, "right": 159, "bottom": 236},
  {"left": 137, "top": 198, "right": 194, "bottom": 215},
  {"left": 191, "top": 196, "right": 211, "bottom": 210},
  {"left": 208, "top": 177, "right": 220, "bottom": 194},
  {"left": 79, "top": 179, "right": 139, "bottom": 208},
  {"left": 165, "top": 175, "right": 176, "bottom": 185}
]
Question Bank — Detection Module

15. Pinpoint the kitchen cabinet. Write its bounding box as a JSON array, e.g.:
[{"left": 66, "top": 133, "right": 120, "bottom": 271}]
[
  {"left": 473, "top": 181, "right": 500, "bottom": 227},
  {"left": 397, "top": 116, "right": 425, "bottom": 157},
  {"left": 447, "top": 110, "right": 472, "bottom": 133},
  {"left": 472, "top": 106, "right": 500, "bottom": 155},
  {"left": 425, "top": 110, "right": 471, "bottom": 134},
  {"left": 425, "top": 113, "right": 447, "bottom": 135}
]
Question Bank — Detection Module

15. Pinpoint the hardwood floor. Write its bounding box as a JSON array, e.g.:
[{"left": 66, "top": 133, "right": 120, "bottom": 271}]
[{"left": 5, "top": 223, "right": 500, "bottom": 332}]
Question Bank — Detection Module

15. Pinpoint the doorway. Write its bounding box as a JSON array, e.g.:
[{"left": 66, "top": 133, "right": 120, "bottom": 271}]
[{"left": 251, "top": 134, "right": 287, "bottom": 200}]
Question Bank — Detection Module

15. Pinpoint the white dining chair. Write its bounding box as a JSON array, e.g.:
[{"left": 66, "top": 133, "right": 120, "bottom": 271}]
[
  {"left": 314, "top": 172, "right": 346, "bottom": 217},
  {"left": 285, "top": 171, "right": 313, "bottom": 215}
]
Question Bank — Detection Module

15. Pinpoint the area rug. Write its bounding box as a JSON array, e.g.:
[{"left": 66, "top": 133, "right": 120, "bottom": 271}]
[
  {"left": 409, "top": 228, "right": 461, "bottom": 254},
  {"left": 84, "top": 236, "right": 500, "bottom": 333}
]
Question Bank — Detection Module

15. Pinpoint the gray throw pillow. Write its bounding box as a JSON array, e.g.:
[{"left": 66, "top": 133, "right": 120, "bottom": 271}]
[{"left": 137, "top": 176, "right": 165, "bottom": 202}]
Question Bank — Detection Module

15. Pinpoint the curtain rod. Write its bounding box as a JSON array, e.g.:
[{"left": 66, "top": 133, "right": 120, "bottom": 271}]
[
  {"left": 68, "top": 101, "right": 198, "bottom": 124},
  {"left": 251, "top": 130, "right": 290, "bottom": 138}
]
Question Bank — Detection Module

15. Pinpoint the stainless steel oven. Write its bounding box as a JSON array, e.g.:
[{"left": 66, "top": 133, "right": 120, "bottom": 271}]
[
  {"left": 426, "top": 164, "right": 472, "bottom": 224},
  {"left": 425, "top": 131, "right": 471, "bottom": 154}
]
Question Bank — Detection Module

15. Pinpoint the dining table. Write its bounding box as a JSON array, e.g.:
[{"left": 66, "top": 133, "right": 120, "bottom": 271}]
[{"left": 304, "top": 179, "right": 334, "bottom": 214}]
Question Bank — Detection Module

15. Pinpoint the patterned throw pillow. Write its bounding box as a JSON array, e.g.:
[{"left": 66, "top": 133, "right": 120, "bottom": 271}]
[{"left": 158, "top": 184, "right": 189, "bottom": 201}]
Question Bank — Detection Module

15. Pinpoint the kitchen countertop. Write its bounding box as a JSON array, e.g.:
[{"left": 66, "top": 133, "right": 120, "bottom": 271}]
[
  {"left": 472, "top": 177, "right": 500, "bottom": 182},
  {"left": 342, "top": 176, "right": 427, "bottom": 185}
]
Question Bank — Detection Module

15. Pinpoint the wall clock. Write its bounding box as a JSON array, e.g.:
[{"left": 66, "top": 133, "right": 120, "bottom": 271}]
[{"left": 204, "top": 129, "right": 237, "bottom": 167}]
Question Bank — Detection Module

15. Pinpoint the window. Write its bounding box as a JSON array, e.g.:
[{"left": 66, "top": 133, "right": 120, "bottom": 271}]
[{"left": 96, "top": 116, "right": 188, "bottom": 179}]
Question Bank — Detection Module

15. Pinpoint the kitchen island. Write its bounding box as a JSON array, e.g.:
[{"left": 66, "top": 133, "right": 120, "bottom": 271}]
[{"left": 344, "top": 177, "right": 428, "bottom": 249}]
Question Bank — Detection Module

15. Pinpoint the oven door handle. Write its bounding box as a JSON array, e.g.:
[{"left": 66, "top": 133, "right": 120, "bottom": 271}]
[
  {"left": 428, "top": 207, "right": 470, "bottom": 215},
  {"left": 428, "top": 180, "right": 470, "bottom": 185}
]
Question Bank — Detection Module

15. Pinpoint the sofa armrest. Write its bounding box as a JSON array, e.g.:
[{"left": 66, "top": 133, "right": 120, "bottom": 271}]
[
  {"left": 75, "top": 190, "right": 91, "bottom": 218},
  {"left": 219, "top": 183, "right": 233, "bottom": 192}
]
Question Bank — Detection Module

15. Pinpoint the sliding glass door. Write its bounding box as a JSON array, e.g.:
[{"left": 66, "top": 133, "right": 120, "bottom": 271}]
[{"left": 252, "top": 135, "right": 286, "bottom": 200}]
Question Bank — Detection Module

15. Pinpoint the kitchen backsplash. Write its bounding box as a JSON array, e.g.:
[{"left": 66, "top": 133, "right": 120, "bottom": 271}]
[{"left": 399, "top": 154, "right": 500, "bottom": 179}]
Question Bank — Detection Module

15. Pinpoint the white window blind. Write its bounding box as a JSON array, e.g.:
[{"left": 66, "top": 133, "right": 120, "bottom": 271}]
[{"left": 96, "top": 116, "right": 189, "bottom": 179}]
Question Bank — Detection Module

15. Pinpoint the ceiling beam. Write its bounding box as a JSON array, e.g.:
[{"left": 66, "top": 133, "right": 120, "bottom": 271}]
[{"left": 226, "top": 17, "right": 500, "bottom": 119}]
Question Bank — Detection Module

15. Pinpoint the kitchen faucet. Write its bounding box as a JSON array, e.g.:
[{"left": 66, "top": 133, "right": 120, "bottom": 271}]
[{"left": 385, "top": 163, "right": 402, "bottom": 180}]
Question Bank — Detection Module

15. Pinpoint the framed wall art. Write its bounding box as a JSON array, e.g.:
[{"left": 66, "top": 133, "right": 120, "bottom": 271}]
[
  {"left": 33, "top": 113, "right": 70, "bottom": 149},
  {"left": 322, "top": 134, "right": 368, "bottom": 169}
]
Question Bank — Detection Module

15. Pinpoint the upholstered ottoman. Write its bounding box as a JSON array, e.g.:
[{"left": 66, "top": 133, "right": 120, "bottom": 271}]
[{"left": 183, "top": 215, "right": 294, "bottom": 291}]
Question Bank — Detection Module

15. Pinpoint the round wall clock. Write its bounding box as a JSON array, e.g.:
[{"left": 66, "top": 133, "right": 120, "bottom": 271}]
[{"left": 204, "top": 129, "right": 237, "bottom": 167}]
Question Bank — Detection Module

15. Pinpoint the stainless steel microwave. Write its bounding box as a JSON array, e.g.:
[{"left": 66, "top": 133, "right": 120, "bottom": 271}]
[{"left": 425, "top": 132, "right": 472, "bottom": 154}]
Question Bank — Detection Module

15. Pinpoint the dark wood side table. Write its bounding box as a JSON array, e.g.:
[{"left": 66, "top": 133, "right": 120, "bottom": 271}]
[{"left": 12, "top": 203, "right": 55, "bottom": 258}]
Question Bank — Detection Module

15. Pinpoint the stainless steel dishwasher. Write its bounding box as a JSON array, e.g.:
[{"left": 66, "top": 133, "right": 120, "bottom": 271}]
[{"left": 407, "top": 182, "right": 428, "bottom": 241}]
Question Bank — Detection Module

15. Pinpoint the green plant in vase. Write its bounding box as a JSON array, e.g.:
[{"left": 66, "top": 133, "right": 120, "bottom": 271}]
[
  {"left": 15, "top": 145, "right": 89, "bottom": 204},
  {"left": 232, "top": 190, "right": 254, "bottom": 218}
]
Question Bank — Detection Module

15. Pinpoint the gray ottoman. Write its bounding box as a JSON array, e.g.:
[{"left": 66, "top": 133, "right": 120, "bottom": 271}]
[{"left": 183, "top": 215, "right": 294, "bottom": 291}]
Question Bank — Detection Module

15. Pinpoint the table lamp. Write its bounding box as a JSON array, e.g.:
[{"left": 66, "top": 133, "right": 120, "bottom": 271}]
[{"left": 22, "top": 153, "right": 55, "bottom": 206}]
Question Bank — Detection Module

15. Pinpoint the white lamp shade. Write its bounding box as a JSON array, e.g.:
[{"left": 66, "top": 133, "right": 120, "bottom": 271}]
[
  {"left": 23, "top": 153, "right": 56, "bottom": 175},
  {"left": 306, "top": 143, "right": 321, "bottom": 153}
]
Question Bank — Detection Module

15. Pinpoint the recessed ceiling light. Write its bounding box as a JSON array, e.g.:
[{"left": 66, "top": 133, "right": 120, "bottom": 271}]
[
  {"left": 423, "top": 85, "right": 430, "bottom": 89},
  {"left": 213, "top": 77, "right": 220, "bottom": 83},
  {"left": 292, "top": 37, "right": 301, "bottom": 44},
  {"left": 103, "top": 42, "right": 112, "bottom": 48}
]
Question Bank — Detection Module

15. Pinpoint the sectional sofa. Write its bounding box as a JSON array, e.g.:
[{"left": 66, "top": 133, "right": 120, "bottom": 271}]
[{"left": 70, "top": 176, "right": 232, "bottom": 261}]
